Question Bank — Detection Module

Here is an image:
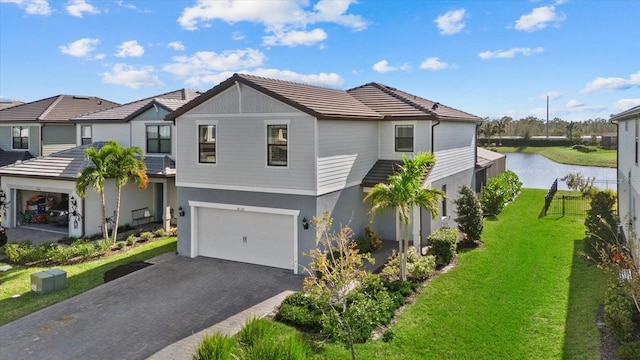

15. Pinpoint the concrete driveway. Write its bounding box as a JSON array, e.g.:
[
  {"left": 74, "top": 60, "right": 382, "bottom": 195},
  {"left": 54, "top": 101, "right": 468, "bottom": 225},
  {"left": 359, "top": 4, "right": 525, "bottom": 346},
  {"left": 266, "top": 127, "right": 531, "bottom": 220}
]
[{"left": 0, "top": 254, "right": 303, "bottom": 360}]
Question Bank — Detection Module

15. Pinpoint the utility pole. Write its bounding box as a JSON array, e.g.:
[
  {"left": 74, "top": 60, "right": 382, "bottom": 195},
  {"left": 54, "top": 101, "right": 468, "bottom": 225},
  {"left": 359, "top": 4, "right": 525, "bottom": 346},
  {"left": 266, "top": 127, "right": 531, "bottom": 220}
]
[{"left": 546, "top": 95, "right": 549, "bottom": 139}]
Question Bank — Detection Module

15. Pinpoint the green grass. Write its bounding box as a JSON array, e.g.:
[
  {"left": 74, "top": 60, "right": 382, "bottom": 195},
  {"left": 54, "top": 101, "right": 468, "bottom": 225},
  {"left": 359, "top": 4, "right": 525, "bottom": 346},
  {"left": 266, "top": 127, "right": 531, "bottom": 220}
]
[
  {"left": 0, "top": 236, "right": 176, "bottom": 325},
  {"left": 312, "top": 189, "right": 607, "bottom": 359},
  {"left": 494, "top": 146, "right": 616, "bottom": 168}
]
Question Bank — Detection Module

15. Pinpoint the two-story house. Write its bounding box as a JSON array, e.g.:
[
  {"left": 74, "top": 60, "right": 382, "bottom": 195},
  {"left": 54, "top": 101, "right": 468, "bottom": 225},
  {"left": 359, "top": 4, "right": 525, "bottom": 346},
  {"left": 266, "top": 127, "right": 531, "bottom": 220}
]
[
  {"left": 0, "top": 90, "right": 199, "bottom": 238},
  {"left": 0, "top": 94, "right": 119, "bottom": 166},
  {"left": 611, "top": 105, "right": 640, "bottom": 262},
  {"left": 166, "top": 73, "right": 482, "bottom": 273}
]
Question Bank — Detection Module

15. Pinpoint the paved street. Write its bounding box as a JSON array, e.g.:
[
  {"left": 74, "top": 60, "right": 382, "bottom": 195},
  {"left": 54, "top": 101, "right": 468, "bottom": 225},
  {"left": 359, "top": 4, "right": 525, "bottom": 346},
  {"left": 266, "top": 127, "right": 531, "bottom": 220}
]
[{"left": 0, "top": 254, "right": 302, "bottom": 360}]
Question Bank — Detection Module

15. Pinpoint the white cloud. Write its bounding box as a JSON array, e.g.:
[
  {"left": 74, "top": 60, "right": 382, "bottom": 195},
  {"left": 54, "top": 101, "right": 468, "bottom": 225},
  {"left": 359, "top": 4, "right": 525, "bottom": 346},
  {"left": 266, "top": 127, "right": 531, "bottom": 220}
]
[
  {"left": 514, "top": 6, "right": 566, "bottom": 32},
  {"left": 478, "top": 46, "right": 544, "bottom": 59},
  {"left": 115, "top": 40, "right": 144, "bottom": 58},
  {"left": 100, "top": 63, "right": 164, "bottom": 88},
  {"left": 176, "top": 0, "right": 367, "bottom": 47},
  {"left": 59, "top": 38, "right": 100, "bottom": 58},
  {"left": 2, "top": 0, "right": 52, "bottom": 15},
  {"left": 614, "top": 98, "right": 640, "bottom": 111},
  {"left": 263, "top": 28, "right": 327, "bottom": 47},
  {"left": 115, "top": 0, "right": 135, "bottom": 10},
  {"left": 247, "top": 68, "right": 344, "bottom": 87},
  {"left": 580, "top": 71, "right": 640, "bottom": 94},
  {"left": 434, "top": 9, "right": 466, "bottom": 35},
  {"left": 167, "top": 41, "right": 185, "bottom": 51},
  {"left": 541, "top": 90, "right": 562, "bottom": 100},
  {"left": 420, "top": 57, "right": 449, "bottom": 71},
  {"left": 232, "top": 31, "right": 246, "bottom": 41},
  {"left": 373, "top": 60, "right": 410, "bottom": 73},
  {"left": 65, "top": 0, "right": 100, "bottom": 18},
  {"left": 566, "top": 99, "right": 583, "bottom": 108}
]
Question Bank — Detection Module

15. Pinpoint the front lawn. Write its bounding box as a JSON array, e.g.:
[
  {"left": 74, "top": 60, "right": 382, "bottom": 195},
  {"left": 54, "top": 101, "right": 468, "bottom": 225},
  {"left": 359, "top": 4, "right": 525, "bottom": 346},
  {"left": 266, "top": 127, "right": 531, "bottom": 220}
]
[
  {"left": 312, "top": 189, "right": 607, "bottom": 359},
  {"left": 494, "top": 146, "right": 616, "bottom": 168},
  {"left": 0, "top": 236, "right": 176, "bottom": 325}
]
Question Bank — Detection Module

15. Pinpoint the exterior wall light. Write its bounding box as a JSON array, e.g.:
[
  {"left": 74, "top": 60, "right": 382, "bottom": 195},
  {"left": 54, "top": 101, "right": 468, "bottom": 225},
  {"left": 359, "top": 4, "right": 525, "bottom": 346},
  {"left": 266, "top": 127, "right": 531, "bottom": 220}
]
[
  {"left": 178, "top": 206, "right": 185, "bottom": 217},
  {"left": 302, "top": 217, "right": 309, "bottom": 230}
]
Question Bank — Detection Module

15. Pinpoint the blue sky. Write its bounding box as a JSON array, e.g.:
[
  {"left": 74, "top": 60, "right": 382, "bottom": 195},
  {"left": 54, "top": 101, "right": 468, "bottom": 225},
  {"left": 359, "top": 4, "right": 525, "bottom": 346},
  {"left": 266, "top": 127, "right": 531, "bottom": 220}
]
[{"left": 1, "top": 0, "right": 638, "bottom": 121}]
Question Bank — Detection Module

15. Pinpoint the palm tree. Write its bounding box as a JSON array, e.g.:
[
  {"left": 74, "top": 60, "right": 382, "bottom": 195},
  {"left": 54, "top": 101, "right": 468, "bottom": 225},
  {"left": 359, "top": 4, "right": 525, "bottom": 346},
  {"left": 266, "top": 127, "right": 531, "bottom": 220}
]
[
  {"left": 109, "top": 142, "right": 148, "bottom": 242},
  {"left": 76, "top": 143, "right": 116, "bottom": 241},
  {"left": 364, "top": 152, "right": 444, "bottom": 281}
]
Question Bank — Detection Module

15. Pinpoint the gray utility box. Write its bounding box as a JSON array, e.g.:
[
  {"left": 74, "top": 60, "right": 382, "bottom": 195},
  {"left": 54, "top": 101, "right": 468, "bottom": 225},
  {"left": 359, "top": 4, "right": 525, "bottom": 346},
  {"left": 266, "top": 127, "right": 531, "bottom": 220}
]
[{"left": 31, "top": 268, "right": 67, "bottom": 294}]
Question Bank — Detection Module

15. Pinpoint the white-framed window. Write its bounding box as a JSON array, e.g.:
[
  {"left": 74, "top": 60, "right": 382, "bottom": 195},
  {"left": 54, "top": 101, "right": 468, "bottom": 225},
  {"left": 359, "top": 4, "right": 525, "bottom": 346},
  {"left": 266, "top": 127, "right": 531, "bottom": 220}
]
[
  {"left": 12, "top": 126, "right": 29, "bottom": 149},
  {"left": 395, "top": 124, "right": 414, "bottom": 152},
  {"left": 266, "top": 122, "right": 288, "bottom": 167},
  {"left": 81, "top": 125, "right": 92, "bottom": 145},
  {"left": 198, "top": 124, "right": 216, "bottom": 164},
  {"left": 147, "top": 124, "right": 171, "bottom": 154}
]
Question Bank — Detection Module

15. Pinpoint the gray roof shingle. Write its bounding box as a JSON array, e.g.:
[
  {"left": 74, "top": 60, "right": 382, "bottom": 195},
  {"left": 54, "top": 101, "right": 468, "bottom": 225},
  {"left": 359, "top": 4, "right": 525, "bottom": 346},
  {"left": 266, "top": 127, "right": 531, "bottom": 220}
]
[
  {"left": 0, "top": 95, "right": 119, "bottom": 123},
  {"left": 0, "top": 142, "right": 175, "bottom": 180},
  {"left": 361, "top": 160, "right": 434, "bottom": 187},
  {"left": 0, "top": 149, "right": 35, "bottom": 167}
]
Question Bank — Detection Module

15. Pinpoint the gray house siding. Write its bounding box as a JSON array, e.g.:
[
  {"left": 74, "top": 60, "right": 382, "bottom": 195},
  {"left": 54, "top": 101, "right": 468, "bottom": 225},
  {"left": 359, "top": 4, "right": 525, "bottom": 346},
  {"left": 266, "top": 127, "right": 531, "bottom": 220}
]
[
  {"left": 379, "top": 120, "right": 432, "bottom": 159},
  {"left": 42, "top": 124, "right": 76, "bottom": 155},
  {"left": 317, "top": 120, "right": 379, "bottom": 195}
]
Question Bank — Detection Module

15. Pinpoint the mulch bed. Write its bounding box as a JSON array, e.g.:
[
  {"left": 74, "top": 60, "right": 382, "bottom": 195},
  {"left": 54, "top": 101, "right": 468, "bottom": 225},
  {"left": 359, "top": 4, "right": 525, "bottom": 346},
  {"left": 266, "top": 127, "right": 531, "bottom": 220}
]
[{"left": 103, "top": 261, "right": 152, "bottom": 283}]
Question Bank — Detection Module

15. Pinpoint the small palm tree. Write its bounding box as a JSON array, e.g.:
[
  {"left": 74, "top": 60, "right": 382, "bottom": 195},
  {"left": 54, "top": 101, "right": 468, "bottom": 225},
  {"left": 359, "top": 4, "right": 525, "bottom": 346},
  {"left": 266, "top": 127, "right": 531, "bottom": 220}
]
[
  {"left": 109, "top": 142, "right": 148, "bottom": 242},
  {"left": 365, "top": 152, "right": 443, "bottom": 281},
  {"left": 76, "top": 143, "right": 115, "bottom": 240}
]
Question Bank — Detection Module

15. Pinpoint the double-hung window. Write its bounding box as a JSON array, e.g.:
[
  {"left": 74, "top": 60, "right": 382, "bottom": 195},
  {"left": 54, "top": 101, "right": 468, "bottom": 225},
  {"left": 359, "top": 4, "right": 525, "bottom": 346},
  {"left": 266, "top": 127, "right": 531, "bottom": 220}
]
[
  {"left": 395, "top": 124, "right": 414, "bottom": 152},
  {"left": 81, "top": 125, "right": 92, "bottom": 145},
  {"left": 636, "top": 120, "right": 639, "bottom": 165},
  {"left": 199, "top": 124, "right": 216, "bottom": 164},
  {"left": 267, "top": 124, "right": 288, "bottom": 166},
  {"left": 12, "top": 126, "right": 29, "bottom": 149},
  {"left": 147, "top": 125, "right": 171, "bottom": 154}
]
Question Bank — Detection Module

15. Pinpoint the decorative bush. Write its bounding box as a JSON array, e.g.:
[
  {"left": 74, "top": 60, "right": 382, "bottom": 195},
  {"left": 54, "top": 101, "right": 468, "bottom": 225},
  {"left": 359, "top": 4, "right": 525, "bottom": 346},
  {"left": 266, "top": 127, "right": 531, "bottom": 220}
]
[
  {"left": 480, "top": 170, "right": 522, "bottom": 216},
  {"left": 114, "top": 241, "right": 126, "bottom": 250},
  {"left": 427, "top": 227, "right": 458, "bottom": 265},
  {"left": 95, "top": 239, "right": 112, "bottom": 254},
  {"left": 584, "top": 190, "right": 619, "bottom": 259},
  {"left": 126, "top": 235, "right": 138, "bottom": 246},
  {"left": 604, "top": 281, "right": 637, "bottom": 343},
  {"left": 193, "top": 332, "right": 236, "bottom": 360},
  {"left": 237, "top": 317, "right": 274, "bottom": 348},
  {"left": 454, "top": 184, "right": 484, "bottom": 245},
  {"left": 154, "top": 228, "right": 167, "bottom": 237},
  {"left": 139, "top": 231, "right": 154, "bottom": 241},
  {"left": 275, "top": 292, "right": 324, "bottom": 333},
  {"left": 407, "top": 253, "right": 436, "bottom": 280},
  {"left": 3, "top": 241, "right": 54, "bottom": 264},
  {"left": 354, "top": 225, "right": 382, "bottom": 254},
  {"left": 617, "top": 342, "right": 640, "bottom": 360}
]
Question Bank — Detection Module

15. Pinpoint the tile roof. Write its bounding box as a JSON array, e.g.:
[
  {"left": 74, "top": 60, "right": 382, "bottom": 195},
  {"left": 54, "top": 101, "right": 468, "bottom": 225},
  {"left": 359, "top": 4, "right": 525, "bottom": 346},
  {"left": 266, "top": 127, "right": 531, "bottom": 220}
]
[
  {"left": 0, "top": 149, "right": 35, "bottom": 167},
  {"left": 72, "top": 89, "right": 202, "bottom": 123},
  {"left": 167, "top": 73, "right": 482, "bottom": 122},
  {"left": 0, "top": 95, "right": 119, "bottom": 123},
  {"left": 0, "top": 142, "right": 175, "bottom": 181},
  {"left": 347, "top": 83, "right": 483, "bottom": 121},
  {"left": 361, "top": 160, "right": 434, "bottom": 187}
]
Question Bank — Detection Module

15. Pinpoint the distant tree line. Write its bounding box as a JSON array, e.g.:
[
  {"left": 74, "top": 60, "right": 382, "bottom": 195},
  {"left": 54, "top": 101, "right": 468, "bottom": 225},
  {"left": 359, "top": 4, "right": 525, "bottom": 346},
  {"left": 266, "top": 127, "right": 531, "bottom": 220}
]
[{"left": 478, "top": 116, "right": 616, "bottom": 145}]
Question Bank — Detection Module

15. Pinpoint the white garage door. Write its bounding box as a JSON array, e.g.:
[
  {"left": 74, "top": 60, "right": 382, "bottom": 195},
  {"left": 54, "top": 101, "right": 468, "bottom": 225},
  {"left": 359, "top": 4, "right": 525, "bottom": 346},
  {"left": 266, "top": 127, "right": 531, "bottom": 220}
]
[{"left": 193, "top": 203, "right": 298, "bottom": 271}]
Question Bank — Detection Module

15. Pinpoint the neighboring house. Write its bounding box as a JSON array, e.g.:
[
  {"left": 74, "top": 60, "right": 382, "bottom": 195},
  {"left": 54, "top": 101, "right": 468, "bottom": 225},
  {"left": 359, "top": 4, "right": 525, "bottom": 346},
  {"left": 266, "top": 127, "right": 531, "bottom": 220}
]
[
  {"left": 0, "top": 99, "right": 24, "bottom": 110},
  {"left": 601, "top": 132, "right": 618, "bottom": 150},
  {"left": 166, "top": 73, "right": 483, "bottom": 274},
  {"left": 610, "top": 105, "right": 640, "bottom": 262},
  {"left": 476, "top": 147, "right": 507, "bottom": 193},
  {"left": 0, "top": 95, "right": 119, "bottom": 164},
  {"left": 0, "top": 89, "right": 200, "bottom": 237}
]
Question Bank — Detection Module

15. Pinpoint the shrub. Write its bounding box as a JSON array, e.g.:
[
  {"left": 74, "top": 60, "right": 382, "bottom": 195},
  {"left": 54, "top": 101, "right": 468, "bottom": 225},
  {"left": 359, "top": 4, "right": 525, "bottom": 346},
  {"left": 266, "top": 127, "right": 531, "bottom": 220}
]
[
  {"left": 275, "top": 292, "right": 324, "bottom": 332},
  {"left": 406, "top": 253, "right": 436, "bottom": 280},
  {"left": 427, "top": 227, "right": 458, "bottom": 265},
  {"left": 237, "top": 317, "right": 274, "bottom": 348},
  {"left": 167, "top": 227, "right": 178, "bottom": 236},
  {"left": 47, "top": 245, "right": 73, "bottom": 263},
  {"left": 454, "top": 184, "right": 483, "bottom": 245},
  {"left": 480, "top": 170, "right": 522, "bottom": 216},
  {"left": 382, "top": 329, "right": 395, "bottom": 343},
  {"left": 604, "top": 281, "right": 637, "bottom": 343},
  {"left": 572, "top": 144, "right": 598, "bottom": 153},
  {"left": 114, "top": 241, "right": 126, "bottom": 250},
  {"left": 584, "top": 190, "right": 618, "bottom": 259},
  {"left": 277, "top": 333, "right": 311, "bottom": 360},
  {"left": 73, "top": 242, "right": 97, "bottom": 259},
  {"left": 617, "top": 342, "right": 640, "bottom": 360},
  {"left": 154, "top": 228, "right": 167, "bottom": 237},
  {"left": 4, "top": 241, "right": 54, "bottom": 264},
  {"left": 193, "top": 332, "right": 236, "bottom": 360},
  {"left": 354, "top": 226, "right": 382, "bottom": 254},
  {"left": 126, "top": 235, "right": 138, "bottom": 246},
  {"left": 95, "top": 239, "right": 112, "bottom": 254},
  {"left": 139, "top": 231, "right": 154, "bottom": 241}
]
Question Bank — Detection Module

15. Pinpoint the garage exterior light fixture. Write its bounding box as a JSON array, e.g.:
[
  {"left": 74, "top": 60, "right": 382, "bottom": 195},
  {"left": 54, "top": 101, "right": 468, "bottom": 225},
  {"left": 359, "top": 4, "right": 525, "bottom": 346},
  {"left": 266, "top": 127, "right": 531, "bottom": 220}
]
[
  {"left": 178, "top": 206, "right": 185, "bottom": 217},
  {"left": 302, "top": 217, "right": 309, "bottom": 230}
]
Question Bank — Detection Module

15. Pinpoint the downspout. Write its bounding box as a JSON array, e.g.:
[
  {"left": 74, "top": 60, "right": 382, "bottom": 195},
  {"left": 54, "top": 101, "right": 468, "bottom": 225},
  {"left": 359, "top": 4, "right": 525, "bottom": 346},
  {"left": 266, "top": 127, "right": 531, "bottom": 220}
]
[
  {"left": 40, "top": 124, "right": 44, "bottom": 157},
  {"left": 610, "top": 118, "right": 620, "bottom": 222}
]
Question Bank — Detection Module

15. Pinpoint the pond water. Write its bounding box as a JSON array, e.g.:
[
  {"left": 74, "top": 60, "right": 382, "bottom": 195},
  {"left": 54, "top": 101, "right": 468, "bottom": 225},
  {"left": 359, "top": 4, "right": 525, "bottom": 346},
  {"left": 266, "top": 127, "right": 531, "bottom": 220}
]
[{"left": 505, "top": 152, "right": 617, "bottom": 191}]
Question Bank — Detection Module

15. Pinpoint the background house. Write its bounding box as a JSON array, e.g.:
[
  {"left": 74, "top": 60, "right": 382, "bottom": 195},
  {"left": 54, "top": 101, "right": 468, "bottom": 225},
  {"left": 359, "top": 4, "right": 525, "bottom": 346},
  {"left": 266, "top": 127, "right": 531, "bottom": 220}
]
[
  {"left": 167, "top": 73, "right": 482, "bottom": 273},
  {"left": 476, "top": 147, "right": 507, "bottom": 193},
  {"left": 611, "top": 105, "right": 640, "bottom": 262},
  {"left": 0, "top": 95, "right": 119, "bottom": 165}
]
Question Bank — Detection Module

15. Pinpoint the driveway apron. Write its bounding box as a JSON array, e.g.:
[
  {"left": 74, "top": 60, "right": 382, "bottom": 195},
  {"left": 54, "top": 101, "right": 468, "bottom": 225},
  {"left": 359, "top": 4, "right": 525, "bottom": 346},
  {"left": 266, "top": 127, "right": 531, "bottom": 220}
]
[{"left": 0, "top": 255, "right": 303, "bottom": 360}]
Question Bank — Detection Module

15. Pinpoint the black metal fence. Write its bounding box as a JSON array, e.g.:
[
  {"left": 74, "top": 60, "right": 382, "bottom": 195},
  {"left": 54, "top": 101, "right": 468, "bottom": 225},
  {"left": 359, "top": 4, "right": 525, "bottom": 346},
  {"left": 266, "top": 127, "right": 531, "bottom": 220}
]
[{"left": 545, "top": 195, "right": 591, "bottom": 216}]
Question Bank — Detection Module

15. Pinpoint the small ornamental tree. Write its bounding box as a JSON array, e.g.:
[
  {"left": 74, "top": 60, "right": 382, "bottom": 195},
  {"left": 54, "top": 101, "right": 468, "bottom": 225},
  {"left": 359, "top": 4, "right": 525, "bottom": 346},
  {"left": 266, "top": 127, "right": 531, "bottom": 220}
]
[
  {"left": 561, "top": 172, "right": 596, "bottom": 197},
  {"left": 584, "top": 190, "right": 618, "bottom": 259},
  {"left": 454, "top": 184, "right": 483, "bottom": 246},
  {"left": 302, "top": 211, "right": 373, "bottom": 360}
]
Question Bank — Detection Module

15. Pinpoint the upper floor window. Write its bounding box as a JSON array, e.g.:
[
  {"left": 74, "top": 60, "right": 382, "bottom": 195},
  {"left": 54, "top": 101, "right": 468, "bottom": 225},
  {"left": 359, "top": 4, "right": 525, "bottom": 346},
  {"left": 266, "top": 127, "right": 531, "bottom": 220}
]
[
  {"left": 267, "top": 124, "right": 288, "bottom": 166},
  {"left": 12, "top": 126, "right": 29, "bottom": 149},
  {"left": 395, "top": 125, "right": 414, "bottom": 152},
  {"left": 199, "top": 124, "right": 216, "bottom": 164},
  {"left": 81, "top": 125, "right": 92, "bottom": 145},
  {"left": 147, "top": 125, "right": 171, "bottom": 154}
]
